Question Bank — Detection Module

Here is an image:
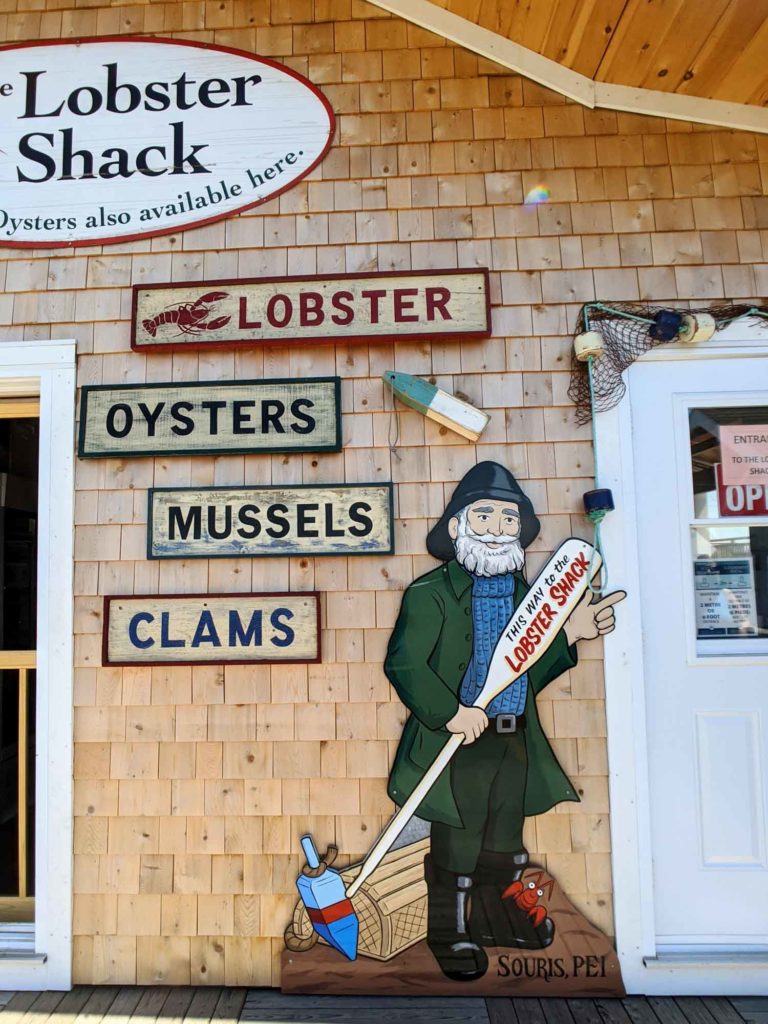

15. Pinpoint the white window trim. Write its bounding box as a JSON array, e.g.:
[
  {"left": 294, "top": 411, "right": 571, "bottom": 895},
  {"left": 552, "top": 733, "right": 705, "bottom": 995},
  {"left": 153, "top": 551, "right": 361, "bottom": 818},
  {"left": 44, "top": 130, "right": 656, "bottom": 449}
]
[
  {"left": 0, "top": 341, "right": 76, "bottom": 990},
  {"left": 598, "top": 326, "right": 768, "bottom": 995}
]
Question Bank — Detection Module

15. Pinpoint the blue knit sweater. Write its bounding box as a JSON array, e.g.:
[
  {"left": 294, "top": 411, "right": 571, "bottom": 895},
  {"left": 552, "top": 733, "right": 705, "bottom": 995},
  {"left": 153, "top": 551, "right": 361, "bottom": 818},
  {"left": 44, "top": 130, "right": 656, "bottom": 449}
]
[{"left": 458, "top": 573, "right": 528, "bottom": 717}]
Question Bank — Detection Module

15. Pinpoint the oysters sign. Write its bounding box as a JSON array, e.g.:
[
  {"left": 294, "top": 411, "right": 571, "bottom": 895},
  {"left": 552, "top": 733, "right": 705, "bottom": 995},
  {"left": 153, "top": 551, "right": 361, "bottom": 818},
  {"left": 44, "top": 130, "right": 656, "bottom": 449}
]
[{"left": 0, "top": 38, "right": 335, "bottom": 248}]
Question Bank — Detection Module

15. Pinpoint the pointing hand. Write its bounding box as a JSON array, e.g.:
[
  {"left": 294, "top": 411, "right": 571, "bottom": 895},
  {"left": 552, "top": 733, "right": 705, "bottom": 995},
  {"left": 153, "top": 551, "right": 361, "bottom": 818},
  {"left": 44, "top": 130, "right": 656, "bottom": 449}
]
[{"left": 564, "top": 588, "right": 626, "bottom": 646}]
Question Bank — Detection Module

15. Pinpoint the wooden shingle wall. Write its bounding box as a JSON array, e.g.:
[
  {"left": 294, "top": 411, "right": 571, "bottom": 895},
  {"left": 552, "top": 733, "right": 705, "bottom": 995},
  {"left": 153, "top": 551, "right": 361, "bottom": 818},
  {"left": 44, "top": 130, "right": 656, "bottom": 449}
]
[{"left": 2, "top": 0, "right": 767, "bottom": 988}]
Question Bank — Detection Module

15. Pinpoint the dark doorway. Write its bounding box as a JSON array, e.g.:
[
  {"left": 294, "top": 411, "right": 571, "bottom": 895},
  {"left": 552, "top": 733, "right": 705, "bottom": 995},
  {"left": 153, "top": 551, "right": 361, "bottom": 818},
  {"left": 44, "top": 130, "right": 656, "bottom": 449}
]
[{"left": 0, "top": 411, "right": 38, "bottom": 922}]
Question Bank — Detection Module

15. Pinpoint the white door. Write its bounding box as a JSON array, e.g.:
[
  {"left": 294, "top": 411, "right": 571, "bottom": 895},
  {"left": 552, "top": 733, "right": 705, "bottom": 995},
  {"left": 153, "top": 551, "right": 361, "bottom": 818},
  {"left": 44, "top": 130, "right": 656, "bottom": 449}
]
[{"left": 631, "top": 356, "right": 768, "bottom": 951}]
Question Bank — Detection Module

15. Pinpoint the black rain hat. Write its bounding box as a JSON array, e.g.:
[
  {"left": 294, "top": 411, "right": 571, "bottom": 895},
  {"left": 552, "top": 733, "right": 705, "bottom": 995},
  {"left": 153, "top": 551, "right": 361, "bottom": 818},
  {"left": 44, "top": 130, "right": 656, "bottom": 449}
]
[{"left": 426, "top": 461, "right": 540, "bottom": 561}]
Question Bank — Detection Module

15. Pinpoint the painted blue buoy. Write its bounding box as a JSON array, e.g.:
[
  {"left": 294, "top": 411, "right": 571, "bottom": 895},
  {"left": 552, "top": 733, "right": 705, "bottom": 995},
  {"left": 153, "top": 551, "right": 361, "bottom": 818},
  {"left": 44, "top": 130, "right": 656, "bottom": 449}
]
[{"left": 583, "top": 488, "right": 614, "bottom": 516}]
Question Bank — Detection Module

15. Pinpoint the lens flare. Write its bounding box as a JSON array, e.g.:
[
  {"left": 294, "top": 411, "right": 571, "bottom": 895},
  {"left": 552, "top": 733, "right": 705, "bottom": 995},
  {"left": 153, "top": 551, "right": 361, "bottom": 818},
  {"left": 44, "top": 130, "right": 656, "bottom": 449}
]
[{"left": 524, "top": 184, "right": 551, "bottom": 205}]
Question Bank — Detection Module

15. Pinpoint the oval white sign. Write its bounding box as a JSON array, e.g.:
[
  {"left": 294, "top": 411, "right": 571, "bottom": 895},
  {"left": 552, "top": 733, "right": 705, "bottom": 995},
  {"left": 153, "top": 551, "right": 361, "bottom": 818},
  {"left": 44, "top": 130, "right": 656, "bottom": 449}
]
[{"left": 0, "top": 38, "right": 335, "bottom": 248}]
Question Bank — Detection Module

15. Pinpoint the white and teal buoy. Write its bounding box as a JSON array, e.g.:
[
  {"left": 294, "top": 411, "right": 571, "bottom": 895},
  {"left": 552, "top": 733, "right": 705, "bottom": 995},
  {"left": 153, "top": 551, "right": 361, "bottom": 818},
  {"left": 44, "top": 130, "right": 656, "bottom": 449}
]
[{"left": 383, "top": 371, "right": 490, "bottom": 442}]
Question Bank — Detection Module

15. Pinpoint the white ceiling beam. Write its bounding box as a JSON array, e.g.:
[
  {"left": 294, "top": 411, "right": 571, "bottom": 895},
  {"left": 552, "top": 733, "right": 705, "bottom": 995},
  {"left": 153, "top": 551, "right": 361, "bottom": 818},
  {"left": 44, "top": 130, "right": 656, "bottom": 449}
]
[
  {"left": 594, "top": 82, "right": 768, "bottom": 136},
  {"left": 367, "top": 0, "right": 768, "bottom": 134}
]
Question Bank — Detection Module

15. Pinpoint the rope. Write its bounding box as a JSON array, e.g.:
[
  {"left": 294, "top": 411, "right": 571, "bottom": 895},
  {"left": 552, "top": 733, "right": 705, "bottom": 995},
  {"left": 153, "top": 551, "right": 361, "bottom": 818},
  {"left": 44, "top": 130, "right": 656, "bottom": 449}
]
[
  {"left": 585, "top": 349, "right": 608, "bottom": 596},
  {"left": 384, "top": 374, "right": 401, "bottom": 460},
  {"left": 284, "top": 913, "right": 319, "bottom": 952},
  {"left": 586, "top": 509, "right": 608, "bottom": 597}
]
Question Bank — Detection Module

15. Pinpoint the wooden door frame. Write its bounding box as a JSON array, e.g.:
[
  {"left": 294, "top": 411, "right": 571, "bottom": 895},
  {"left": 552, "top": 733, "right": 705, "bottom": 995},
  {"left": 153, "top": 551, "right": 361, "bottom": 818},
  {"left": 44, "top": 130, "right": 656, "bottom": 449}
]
[
  {"left": 0, "top": 341, "right": 76, "bottom": 990},
  {"left": 597, "top": 327, "right": 768, "bottom": 995}
]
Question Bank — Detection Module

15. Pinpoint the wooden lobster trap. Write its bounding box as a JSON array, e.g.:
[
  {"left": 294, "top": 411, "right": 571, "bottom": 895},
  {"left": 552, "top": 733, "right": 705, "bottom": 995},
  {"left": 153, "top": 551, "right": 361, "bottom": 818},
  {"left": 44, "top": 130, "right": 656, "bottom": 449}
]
[{"left": 287, "top": 838, "right": 428, "bottom": 962}]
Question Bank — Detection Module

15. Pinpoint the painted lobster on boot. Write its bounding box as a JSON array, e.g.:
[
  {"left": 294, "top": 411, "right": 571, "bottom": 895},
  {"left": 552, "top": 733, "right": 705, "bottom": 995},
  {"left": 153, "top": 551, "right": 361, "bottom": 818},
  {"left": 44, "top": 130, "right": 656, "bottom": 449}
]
[
  {"left": 502, "top": 870, "right": 555, "bottom": 929},
  {"left": 142, "top": 291, "right": 231, "bottom": 338}
]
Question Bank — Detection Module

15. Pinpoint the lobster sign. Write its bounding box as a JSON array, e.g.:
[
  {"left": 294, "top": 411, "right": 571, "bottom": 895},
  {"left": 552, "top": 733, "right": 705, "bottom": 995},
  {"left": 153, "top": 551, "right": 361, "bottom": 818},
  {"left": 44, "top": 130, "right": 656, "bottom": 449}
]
[
  {"left": 142, "top": 291, "right": 231, "bottom": 339},
  {"left": 132, "top": 270, "right": 491, "bottom": 351}
]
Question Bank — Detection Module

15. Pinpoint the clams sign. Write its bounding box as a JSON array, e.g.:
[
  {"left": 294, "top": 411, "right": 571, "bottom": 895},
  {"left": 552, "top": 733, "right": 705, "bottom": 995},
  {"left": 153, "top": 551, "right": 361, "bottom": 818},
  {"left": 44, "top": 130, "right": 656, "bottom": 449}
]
[{"left": 0, "top": 38, "right": 335, "bottom": 248}]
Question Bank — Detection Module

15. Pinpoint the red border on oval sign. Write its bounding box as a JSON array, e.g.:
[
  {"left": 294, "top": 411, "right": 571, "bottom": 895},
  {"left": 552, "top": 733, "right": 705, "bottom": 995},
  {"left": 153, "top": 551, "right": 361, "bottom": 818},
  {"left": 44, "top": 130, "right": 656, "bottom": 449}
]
[{"left": 0, "top": 36, "right": 336, "bottom": 250}]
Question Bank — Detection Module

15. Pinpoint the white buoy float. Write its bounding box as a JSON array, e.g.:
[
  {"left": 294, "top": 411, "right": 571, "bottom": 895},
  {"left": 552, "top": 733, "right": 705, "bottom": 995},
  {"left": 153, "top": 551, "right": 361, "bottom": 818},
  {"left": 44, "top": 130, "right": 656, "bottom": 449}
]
[
  {"left": 573, "top": 330, "right": 604, "bottom": 362},
  {"left": 678, "top": 312, "right": 716, "bottom": 344}
]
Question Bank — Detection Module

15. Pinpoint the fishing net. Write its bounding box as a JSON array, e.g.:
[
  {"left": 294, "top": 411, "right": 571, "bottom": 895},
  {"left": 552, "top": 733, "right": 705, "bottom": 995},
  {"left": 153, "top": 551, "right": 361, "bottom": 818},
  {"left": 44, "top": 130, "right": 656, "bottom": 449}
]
[{"left": 568, "top": 303, "right": 767, "bottom": 425}]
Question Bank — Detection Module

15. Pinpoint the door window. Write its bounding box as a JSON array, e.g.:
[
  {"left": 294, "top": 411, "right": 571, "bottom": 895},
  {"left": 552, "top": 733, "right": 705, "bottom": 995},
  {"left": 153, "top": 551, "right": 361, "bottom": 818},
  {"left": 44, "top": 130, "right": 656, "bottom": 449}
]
[{"left": 689, "top": 406, "right": 768, "bottom": 655}]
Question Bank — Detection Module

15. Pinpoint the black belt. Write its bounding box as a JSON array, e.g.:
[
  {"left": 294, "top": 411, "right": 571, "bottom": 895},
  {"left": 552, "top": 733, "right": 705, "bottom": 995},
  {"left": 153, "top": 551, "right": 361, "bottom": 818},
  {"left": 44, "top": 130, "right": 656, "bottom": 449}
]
[{"left": 487, "top": 713, "right": 526, "bottom": 734}]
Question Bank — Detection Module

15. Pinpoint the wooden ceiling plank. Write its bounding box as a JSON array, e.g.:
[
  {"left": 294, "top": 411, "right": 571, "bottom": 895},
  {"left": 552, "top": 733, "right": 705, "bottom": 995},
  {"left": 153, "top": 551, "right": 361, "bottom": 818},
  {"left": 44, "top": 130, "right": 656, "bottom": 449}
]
[
  {"left": 541, "top": 0, "right": 630, "bottom": 78},
  {"left": 747, "top": 79, "right": 768, "bottom": 108},
  {"left": 715, "top": 26, "right": 768, "bottom": 105},
  {"left": 676, "top": 0, "right": 768, "bottom": 100},
  {"left": 496, "top": 0, "right": 531, "bottom": 43},
  {"left": 479, "top": 0, "right": 512, "bottom": 37},
  {"left": 635, "top": 0, "right": 732, "bottom": 93},
  {"left": 444, "top": 0, "right": 484, "bottom": 24},
  {"left": 497, "top": 0, "right": 557, "bottom": 52},
  {"left": 538, "top": 0, "right": 596, "bottom": 66},
  {"left": 595, "top": 0, "right": 690, "bottom": 86}
]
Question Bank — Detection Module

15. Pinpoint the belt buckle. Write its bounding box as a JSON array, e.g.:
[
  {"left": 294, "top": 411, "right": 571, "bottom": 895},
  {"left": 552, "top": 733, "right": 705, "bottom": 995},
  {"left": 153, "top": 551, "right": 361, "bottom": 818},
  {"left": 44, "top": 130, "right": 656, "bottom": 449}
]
[{"left": 496, "top": 713, "right": 517, "bottom": 734}]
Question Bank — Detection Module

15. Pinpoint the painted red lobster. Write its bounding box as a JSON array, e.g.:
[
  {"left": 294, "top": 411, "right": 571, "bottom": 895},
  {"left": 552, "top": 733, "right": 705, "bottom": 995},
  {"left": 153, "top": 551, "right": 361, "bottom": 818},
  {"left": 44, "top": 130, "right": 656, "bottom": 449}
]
[
  {"left": 142, "top": 291, "right": 231, "bottom": 338},
  {"left": 502, "top": 870, "right": 555, "bottom": 928}
]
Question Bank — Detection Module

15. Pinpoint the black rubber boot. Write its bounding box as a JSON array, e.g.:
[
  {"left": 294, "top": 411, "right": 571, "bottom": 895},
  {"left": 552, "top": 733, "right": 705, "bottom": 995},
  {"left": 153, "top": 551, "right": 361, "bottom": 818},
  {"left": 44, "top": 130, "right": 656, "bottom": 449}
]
[
  {"left": 469, "top": 849, "right": 555, "bottom": 950},
  {"left": 424, "top": 855, "right": 488, "bottom": 981}
]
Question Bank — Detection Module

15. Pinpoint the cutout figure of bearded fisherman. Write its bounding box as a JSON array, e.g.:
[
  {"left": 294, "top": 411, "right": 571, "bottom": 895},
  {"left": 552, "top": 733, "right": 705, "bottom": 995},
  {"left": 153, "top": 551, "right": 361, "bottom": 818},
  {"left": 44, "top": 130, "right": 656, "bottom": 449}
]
[{"left": 384, "top": 463, "right": 624, "bottom": 981}]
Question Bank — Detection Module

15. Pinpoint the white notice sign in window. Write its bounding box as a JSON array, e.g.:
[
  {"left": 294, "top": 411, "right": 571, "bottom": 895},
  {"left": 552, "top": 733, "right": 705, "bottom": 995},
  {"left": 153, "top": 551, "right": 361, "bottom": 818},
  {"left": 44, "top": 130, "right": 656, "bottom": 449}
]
[{"left": 694, "top": 558, "right": 758, "bottom": 639}]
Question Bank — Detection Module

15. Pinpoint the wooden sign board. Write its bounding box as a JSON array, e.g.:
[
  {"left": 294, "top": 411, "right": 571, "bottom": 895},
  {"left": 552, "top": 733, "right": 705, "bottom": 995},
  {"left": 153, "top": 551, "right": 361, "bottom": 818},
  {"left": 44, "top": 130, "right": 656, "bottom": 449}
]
[
  {"left": 78, "top": 377, "right": 341, "bottom": 458},
  {"left": 103, "top": 592, "right": 320, "bottom": 666},
  {"left": 0, "top": 38, "right": 333, "bottom": 248},
  {"left": 148, "top": 483, "right": 393, "bottom": 559},
  {"left": 131, "top": 269, "right": 490, "bottom": 351}
]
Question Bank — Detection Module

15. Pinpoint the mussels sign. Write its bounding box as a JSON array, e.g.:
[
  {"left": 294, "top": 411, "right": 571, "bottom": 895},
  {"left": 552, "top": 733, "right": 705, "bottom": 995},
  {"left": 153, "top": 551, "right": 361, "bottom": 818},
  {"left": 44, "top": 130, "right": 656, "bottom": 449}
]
[
  {"left": 0, "top": 38, "right": 334, "bottom": 247},
  {"left": 148, "top": 484, "right": 394, "bottom": 559}
]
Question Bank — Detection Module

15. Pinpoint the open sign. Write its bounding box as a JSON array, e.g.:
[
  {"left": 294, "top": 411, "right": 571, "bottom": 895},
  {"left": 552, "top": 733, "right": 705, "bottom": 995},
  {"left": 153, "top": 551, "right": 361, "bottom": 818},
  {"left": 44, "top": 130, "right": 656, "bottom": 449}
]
[{"left": 716, "top": 464, "right": 768, "bottom": 516}]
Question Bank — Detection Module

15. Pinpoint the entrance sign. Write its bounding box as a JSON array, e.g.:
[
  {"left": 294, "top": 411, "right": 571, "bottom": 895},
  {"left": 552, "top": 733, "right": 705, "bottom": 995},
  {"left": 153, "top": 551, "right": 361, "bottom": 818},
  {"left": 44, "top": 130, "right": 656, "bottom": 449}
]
[
  {"left": 132, "top": 270, "right": 491, "bottom": 350},
  {"left": 716, "top": 464, "right": 768, "bottom": 516},
  {"left": 103, "top": 592, "right": 320, "bottom": 666},
  {"left": 78, "top": 377, "right": 341, "bottom": 458},
  {"left": 0, "top": 38, "right": 334, "bottom": 248},
  {"left": 719, "top": 425, "right": 768, "bottom": 485},
  {"left": 148, "top": 483, "right": 393, "bottom": 559}
]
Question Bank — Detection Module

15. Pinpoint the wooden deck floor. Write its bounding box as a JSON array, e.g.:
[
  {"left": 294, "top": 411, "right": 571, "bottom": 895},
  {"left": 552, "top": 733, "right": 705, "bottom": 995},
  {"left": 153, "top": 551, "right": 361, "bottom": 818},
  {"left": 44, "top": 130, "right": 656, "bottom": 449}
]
[{"left": 0, "top": 989, "right": 765, "bottom": 1024}]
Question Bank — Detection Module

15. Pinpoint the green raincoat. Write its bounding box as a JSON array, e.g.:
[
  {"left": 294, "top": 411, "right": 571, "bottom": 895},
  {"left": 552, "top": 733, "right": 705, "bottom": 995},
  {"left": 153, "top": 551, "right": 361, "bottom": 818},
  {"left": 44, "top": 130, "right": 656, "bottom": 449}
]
[{"left": 385, "top": 558, "right": 580, "bottom": 828}]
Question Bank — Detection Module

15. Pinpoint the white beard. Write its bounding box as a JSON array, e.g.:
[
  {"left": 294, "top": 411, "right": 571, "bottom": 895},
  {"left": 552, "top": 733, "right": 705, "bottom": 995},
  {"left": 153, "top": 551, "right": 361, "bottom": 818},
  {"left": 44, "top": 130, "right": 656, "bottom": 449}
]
[{"left": 453, "top": 510, "right": 525, "bottom": 577}]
